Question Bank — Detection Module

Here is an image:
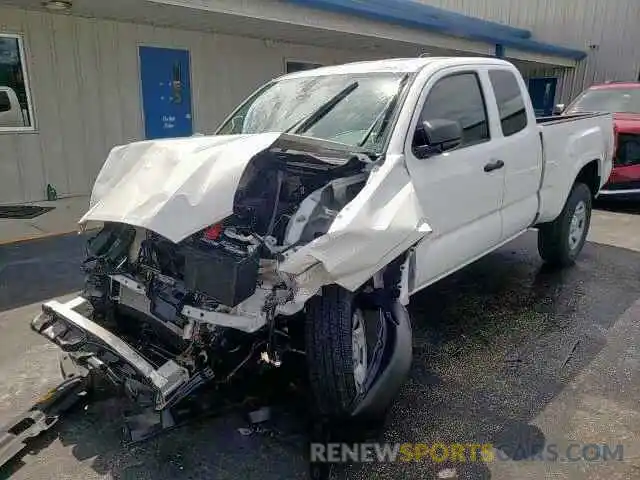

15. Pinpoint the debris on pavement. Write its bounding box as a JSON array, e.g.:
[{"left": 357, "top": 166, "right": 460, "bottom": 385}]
[
  {"left": 248, "top": 406, "right": 271, "bottom": 424},
  {"left": 505, "top": 351, "right": 522, "bottom": 363},
  {"left": 437, "top": 467, "right": 458, "bottom": 479},
  {"left": 0, "top": 376, "right": 88, "bottom": 469},
  {"left": 562, "top": 339, "right": 580, "bottom": 368}
]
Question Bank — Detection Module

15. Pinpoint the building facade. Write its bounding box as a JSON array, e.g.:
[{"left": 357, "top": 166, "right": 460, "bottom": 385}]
[
  {"left": 0, "top": 0, "right": 638, "bottom": 204},
  {"left": 421, "top": 0, "right": 640, "bottom": 103}
]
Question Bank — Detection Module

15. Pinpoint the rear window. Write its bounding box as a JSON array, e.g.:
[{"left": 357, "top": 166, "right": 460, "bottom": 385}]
[
  {"left": 566, "top": 88, "right": 640, "bottom": 114},
  {"left": 488, "top": 70, "right": 528, "bottom": 136}
]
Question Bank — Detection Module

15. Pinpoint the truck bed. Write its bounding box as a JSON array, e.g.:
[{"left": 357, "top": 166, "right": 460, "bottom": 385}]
[
  {"left": 536, "top": 112, "right": 610, "bottom": 125},
  {"left": 536, "top": 111, "right": 614, "bottom": 223}
]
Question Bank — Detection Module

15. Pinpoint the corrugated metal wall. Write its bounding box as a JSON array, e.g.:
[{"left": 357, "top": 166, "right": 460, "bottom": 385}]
[
  {"left": 420, "top": 0, "right": 640, "bottom": 102},
  {"left": 0, "top": 7, "right": 376, "bottom": 203},
  {"left": 2, "top": 2, "right": 638, "bottom": 202}
]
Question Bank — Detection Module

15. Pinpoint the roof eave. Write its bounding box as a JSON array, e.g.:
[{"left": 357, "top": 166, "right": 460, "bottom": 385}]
[{"left": 286, "top": 0, "right": 587, "bottom": 62}]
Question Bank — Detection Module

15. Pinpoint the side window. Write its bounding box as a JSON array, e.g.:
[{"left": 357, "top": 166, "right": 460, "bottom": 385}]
[
  {"left": 489, "top": 70, "right": 528, "bottom": 136},
  {"left": 416, "top": 72, "right": 489, "bottom": 149}
]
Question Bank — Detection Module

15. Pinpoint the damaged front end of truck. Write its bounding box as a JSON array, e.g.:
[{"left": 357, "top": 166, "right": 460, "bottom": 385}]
[
  {"left": 31, "top": 131, "right": 428, "bottom": 419},
  {"left": 32, "top": 66, "right": 430, "bottom": 419}
]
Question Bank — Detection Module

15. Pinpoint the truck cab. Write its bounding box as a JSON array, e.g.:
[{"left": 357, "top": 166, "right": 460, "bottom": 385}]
[{"left": 391, "top": 58, "right": 612, "bottom": 288}]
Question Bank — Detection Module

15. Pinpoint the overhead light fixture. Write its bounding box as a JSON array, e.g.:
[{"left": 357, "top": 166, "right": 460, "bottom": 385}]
[{"left": 42, "top": 0, "right": 73, "bottom": 11}]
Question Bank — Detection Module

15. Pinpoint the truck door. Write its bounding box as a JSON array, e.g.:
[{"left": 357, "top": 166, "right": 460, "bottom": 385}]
[
  {"left": 487, "top": 69, "right": 542, "bottom": 240},
  {"left": 405, "top": 68, "right": 505, "bottom": 292}
]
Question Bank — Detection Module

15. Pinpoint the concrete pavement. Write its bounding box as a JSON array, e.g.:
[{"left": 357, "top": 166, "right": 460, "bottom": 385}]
[
  {"left": 0, "top": 196, "right": 90, "bottom": 245},
  {"left": 488, "top": 298, "right": 640, "bottom": 479},
  {"left": 0, "top": 232, "right": 87, "bottom": 311},
  {"left": 589, "top": 205, "right": 640, "bottom": 253}
]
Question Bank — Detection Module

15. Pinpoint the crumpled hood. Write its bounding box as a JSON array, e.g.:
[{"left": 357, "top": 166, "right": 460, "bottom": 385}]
[
  {"left": 80, "top": 133, "right": 284, "bottom": 243},
  {"left": 80, "top": 133, "right": 433, "bottom": 300}
]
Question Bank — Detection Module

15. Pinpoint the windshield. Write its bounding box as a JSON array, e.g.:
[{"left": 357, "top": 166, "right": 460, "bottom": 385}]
[
  {"left": 217, "top": 72, "right": 409, "bottom": 151},
  {"left": 565, "top": 88, "right": 640, "bottom": 114}
]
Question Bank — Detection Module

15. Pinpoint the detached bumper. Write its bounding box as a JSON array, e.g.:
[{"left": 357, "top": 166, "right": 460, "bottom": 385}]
[
  {"left": 31, "top": 297, "right": 190, "bottom": 410},
  {"left": 0, "top": 376, "right": 88, "bottom": 469}
]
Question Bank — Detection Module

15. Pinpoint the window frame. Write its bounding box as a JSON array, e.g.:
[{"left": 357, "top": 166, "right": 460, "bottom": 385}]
[
  {"left": 488, "top": 68, "right": 528, "bottom": 137},
  {"left": 416, "top": 70, "right": 491, "bottom": 151},
  {"left": 0, "top": 33, "right": 35, "bottom": 133}
]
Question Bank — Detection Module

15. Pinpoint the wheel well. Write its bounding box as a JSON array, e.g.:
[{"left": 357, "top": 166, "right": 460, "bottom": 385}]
[{"left": 575, "top": 160, "right": 600, "bottom": 197}]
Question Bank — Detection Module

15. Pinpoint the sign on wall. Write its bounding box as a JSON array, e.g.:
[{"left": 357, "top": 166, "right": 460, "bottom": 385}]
[{"left": 139, "top": 46, "right": 193, "bottom": 139}]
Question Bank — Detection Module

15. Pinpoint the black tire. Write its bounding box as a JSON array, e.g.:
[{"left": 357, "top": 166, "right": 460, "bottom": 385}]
[
  {"left": 305, "top": 285, "right": 361, "bottom": 417},
  {"left": 538, "top": 182, "right": 592, "bottom": 267}
]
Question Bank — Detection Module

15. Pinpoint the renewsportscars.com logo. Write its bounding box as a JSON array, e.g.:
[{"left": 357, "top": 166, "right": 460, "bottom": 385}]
[{"left": 310, "top": 442, "right": 625, "bottom": 464}]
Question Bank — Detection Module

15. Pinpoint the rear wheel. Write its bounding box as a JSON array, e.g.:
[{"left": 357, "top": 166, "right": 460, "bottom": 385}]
[{"left": 538, "top": 182, "right": 592, "bottom": 267}]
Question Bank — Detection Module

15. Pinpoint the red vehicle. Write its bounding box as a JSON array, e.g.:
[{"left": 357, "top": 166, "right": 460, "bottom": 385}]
[{"left": 560, "top": 82, "right": 640, "bottom": 199}]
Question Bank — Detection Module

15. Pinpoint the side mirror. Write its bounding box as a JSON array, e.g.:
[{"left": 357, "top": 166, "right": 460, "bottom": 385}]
[
  {"left": 413, "top": 119, "right": 463, "bottom": 158},
  {"left": 553, "top": 103, "right": 565, "bottom": 115}
]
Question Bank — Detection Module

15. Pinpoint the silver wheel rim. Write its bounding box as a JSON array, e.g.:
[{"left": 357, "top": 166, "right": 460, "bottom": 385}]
[
  {"left": 568, "top": 200, "right": 587, "bottom": 251},
  {"left": 352, "top": 309, "right": 368, "bottom": 394}
]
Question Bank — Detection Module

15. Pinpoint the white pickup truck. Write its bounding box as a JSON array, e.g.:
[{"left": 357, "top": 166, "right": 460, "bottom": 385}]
[{"left": 32, "top": 57, "right": 614, "bottom": 422}]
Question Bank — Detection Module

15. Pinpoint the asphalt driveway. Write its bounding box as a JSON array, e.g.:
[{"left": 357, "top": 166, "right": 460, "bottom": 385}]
[{"left": 0, "top": 209, "right": 639, "bottom": 479}]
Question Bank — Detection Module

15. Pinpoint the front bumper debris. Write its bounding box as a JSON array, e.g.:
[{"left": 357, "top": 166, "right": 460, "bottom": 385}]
[
  {"left": 0, "top": 376, "right": 88, "bottom": 469},
  {"left": 31, "top": 296, "right": 190, "bottom": 410}
]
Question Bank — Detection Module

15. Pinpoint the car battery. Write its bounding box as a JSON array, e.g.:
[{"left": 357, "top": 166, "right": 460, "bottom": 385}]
[{"left": 182, "top": 233, "right": 259, "bottom": 307}]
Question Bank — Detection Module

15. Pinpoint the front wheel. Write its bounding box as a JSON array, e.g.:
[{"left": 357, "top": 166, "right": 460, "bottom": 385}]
[
  {"left": 538, "top": 182, "right": 592, "bottom": 267},
  {"left": 304, "top": 285, "right": 369, "bottom": 418}
]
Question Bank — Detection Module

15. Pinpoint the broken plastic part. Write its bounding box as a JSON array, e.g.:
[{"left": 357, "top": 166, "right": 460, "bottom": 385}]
[
  {"left": 204, "top": 224, "right": 223, "bottom": 241},
  {"left": 31, "top": 297, "right": 192, "bottom": 410},
  {"left": 260, "top": 351, "right": 282, "bottom": 367},
  {"left": 248, "top": 407, "right": 271, "bottom": 424}
]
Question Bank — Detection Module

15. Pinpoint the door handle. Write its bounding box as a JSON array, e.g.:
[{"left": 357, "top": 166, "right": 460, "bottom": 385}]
[{"left": 484, "top": 159, "right": 505, "bottom": 172}]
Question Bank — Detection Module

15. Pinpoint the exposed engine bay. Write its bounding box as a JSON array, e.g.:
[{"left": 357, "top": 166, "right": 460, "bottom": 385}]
[
  {"left": 32, "top": 132, "right": 418, "bottom": 419},
  {"left": 36, "top": 148, "right": 366, "bottom": 409}
]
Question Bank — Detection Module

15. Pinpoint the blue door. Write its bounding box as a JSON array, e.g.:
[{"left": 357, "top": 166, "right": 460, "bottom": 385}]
[
  {"left": 139, "top": 46, "right": 193, "bottom": 139},
  {"left": 528, "top": 77, "right": 558, "bottom": 117}
]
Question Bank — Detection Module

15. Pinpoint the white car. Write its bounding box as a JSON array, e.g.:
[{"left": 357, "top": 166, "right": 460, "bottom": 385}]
[{"left": 33, "top": 57, "right": 614, "bottom": 421}]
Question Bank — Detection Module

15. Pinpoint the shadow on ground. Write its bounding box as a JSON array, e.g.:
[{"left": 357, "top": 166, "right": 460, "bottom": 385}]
[
  {"left": 0, "top": 233, "right": 87, "bottom": 311},
  {"left": 595, "top": 198, "right": 640, "bottom": 215},
  {"left": 1, "top": 232, "right": 640, "bottom": 479}
]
